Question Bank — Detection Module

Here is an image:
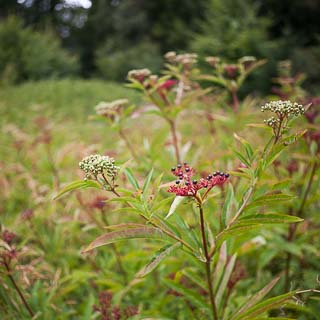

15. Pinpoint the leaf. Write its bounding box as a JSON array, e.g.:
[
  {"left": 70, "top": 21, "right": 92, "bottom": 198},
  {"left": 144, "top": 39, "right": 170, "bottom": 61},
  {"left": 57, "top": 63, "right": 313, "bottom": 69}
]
[
  {"left": 244, "top": 193, "right": 294, "bottom": 211},
  {"left": 163, "top": 279, "right": 210, "bottom": 311},
  {"left": 234, "top": 291, "right": 296, "bottom": 320},
  {"left": 142, "top": 168, "right": 154, "bottom": 194},
  {"left": 53, "top": 180, "right": 100, "bottom": 200},
  {"left": 82, "top": 227, "right": 171, "bottom": 253},
  {"left": 124, "top": 168, "right": 140, "bottom": 191},
  {"left": 239, "top": 214, "right": 303, "bottom": 225},
  {"left": 216, "top": 224, "right": 262, "bottom": 248},
  {"left": 230, "top": 277, "right": 280, "bottom": 320},
  {"left": 215, "top": 253, "right": 237, "bottom": 308},
  {"left": 232, "top": 149, "right": 251, "bottom": 167},
  {"left": 165, "top": 196, "right": 185, "bottom": 219},
  {"left": 234, "top": 133, "right": 254, "bottom": 160},
  {"left": 136, "top": 243, "right": 181, "bottom": 278},
  {"left": 222, "top": 184, "right": 235, "bottom": 227}
]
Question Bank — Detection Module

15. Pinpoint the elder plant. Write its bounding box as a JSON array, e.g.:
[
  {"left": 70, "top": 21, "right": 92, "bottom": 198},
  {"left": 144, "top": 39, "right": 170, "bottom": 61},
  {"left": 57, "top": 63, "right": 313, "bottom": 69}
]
[
  {"left": 54, "top": 95, "right": 319, "bottom": 319},
  {"left": 126, "top": 52, "right": 209, "bottom": 164}
]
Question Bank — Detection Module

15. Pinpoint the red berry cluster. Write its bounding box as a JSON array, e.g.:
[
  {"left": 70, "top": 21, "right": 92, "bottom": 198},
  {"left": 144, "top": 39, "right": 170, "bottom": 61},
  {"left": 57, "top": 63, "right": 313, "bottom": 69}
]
[{"left": 167, "top": 163, "right": 229, "bottom": 197}]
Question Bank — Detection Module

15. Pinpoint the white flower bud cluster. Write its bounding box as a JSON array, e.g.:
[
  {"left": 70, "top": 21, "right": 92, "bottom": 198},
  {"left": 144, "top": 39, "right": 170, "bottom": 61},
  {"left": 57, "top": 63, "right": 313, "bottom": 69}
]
[
  {"left": 95, "top": 99, "right": 129, "bottom": 118},
  {"left": 164, "top": 51, "right": 198, "bottom": 67},
  {"left": 127, "top": 68, "right": 151, "bottom": 82},
  {"left": 79, "top": 154, "right": 119, "bottom": 180},
  {"left": 261, "top": 100, "right": 305, "bottom": 117},
  {"left": 264, "top": 116, "right": 280, "bottom": 128},
  {"left": 205, "top": 56, "right": 220, "bottom": 67}
]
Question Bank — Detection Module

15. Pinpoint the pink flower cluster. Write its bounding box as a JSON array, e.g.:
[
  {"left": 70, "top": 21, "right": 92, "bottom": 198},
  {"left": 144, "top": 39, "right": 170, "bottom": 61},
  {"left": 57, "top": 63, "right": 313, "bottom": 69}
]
[{"left": 167, "top": 163, "right": 229, "bottom": 197}]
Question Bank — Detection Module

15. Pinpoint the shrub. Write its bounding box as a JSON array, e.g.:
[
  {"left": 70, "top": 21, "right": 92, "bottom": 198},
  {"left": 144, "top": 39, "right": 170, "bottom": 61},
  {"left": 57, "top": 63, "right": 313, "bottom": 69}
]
[{"left": 0, "top": 16, "right": 79, "bottom": 84}]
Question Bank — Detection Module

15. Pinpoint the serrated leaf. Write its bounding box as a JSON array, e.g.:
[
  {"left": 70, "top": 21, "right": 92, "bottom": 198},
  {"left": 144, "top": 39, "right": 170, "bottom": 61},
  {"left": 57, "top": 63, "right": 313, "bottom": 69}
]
[
  {"left": 239, "top": 214, "right": 303, "bottom": 225},
  {"left": 216, "top": 225, "right": 262, "bottom": 248},
  {"left": 165, "top": 196, "right": 185, "bottom": 219},
  {"left": 244, "top": 193, "right": 294, "bottom": 211},
  {"left": 82, "top": 227, "right": 171, "bottom": 253},
  {"left": 234, "top": 291, "right": 296, "bottom": 320},
  {"left": 136, "top": 243, "right": 181, "bottom": 278},
  {"left": 163, "top": 279, "right": 210, "bottom": 311},
  {"left": 53, "top": 180, "right": 100, "bottom": 200},
  {"left": 230, "top": 277, "right": 280, "bottom": 320}
]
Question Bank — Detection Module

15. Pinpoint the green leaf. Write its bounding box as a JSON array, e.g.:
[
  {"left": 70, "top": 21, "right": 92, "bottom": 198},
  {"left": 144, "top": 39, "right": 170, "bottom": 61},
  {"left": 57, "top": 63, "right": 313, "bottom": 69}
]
[
  {"left": 215, "top": 253, "right": 237, "bottom": 308},
  {"left": 234, "top": 291, "right": 296, "bottom": 320},
  {"left": 124, "top": 168, "right": 140, "bottom": 191},
  {"left": 82, "top": 227, "right": 171, "bottom": 253},
  {"left": 142, "top": 168, "right": 154, "bottom": 195},
  {"left": 165, "top": 196, "right": 185, "bottom": 219},
  {"left": 239, "top": 214, "right": 303, "bottom": 225},
  {"left": 234, "top": 133, "right": 254, "bottom": 160},
  {"left": 163, "top": 279, "right": 210, "bottom": 311},
  {"left": 232, "top": 149, "right": 251, "bottom": 167},
  {"left": 53, "top": 180, "right": 100, "bottom": 200},
  {"left": 230, "top": 277, "right": 280, "bottom": 320},
  {"left": 136, "top": 243, "right": 181, "bottom": 278},
  {"left": 216, "top": 225, "right": 262, "bottom": 248},
  {"left": 244, "top": 193, "right": 294, "bottom": 211},
  {"left": 222, "top": 184, "right": 235, "bottom": 227}
]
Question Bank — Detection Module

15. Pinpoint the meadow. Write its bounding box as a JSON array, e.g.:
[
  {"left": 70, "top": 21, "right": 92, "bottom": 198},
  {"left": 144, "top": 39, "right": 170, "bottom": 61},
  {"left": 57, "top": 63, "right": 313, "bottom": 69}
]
[{"left": 1, "top": 56, "right": 320, "bottom": 319}]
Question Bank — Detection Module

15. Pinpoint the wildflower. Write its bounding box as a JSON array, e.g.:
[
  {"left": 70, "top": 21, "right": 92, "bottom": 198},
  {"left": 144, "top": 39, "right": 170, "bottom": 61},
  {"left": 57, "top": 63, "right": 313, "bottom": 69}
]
[
  {"left": 223, "top": 64, "right": 239, "bottom": 79},
  {"left": 238, "top": 56, "right": 257, "bottom": 70},
  {"left": 168, "top": 163, "right": 229, "bottom": 197},
  {"left": 127, "top": 68, "right": 151, "bottom": 83},
  {"left": 2, "top": 230, "right": 16, "bottom": 245},
  {"left": 165, "top": 51, "right": 198, "bottom": 68},
  {"left": 95, "top": 99, "right": 129, "bottom": 120},
  {"left": 79, "top": 154, "right": 119, "bottom": 181},
  {"left": 261, "top": 100, "right": 305, "bottom": 117},
  {"left": 21, "top": 209, "right": 34, "bottom": 220},
  {"left": 205, "top": 56, "right": 220, "bottom": 68}
]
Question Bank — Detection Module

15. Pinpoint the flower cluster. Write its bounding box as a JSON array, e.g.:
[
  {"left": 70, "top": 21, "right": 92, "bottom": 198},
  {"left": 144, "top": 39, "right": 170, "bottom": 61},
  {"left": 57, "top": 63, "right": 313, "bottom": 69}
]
[
  {"left": 164, "top": 51, "right": 198, "bottom": 68},
  {"left": 79, "top": 154, "right": 119, "bottom": 180},
  {"left": 127, "top": 68, "right": 151, "bottom": 83},
  {"left": 261, "top": 100, "right": 305, "bottom": 118},
  {"left": 93, "top": 291, "right": 138, "bottom": 320},
  {"left": 167, "top": 163, "right": 229, "bottom": 197},
  {"left": 95, "top": 99, "right": 129, "bottom": 120}
]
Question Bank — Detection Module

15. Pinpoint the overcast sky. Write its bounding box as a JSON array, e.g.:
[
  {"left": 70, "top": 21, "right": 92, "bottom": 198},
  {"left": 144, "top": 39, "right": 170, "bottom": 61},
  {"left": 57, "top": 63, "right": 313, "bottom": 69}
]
[{"left": 65, "top": 0, "right": 92, "bottom": 9}]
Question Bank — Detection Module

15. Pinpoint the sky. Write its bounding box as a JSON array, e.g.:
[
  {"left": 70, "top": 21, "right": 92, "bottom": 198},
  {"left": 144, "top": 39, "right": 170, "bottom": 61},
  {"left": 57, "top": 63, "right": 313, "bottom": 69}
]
[{"left": 64, "top": 0, "right": 92, "bottom": 9}]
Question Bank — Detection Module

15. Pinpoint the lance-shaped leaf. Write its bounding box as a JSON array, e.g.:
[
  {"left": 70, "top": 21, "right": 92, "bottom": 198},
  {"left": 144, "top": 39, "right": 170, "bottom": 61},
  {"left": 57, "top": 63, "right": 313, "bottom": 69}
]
[
  {"left": 244, "top": 194, "right": 294, "bottom": 211},
  {"left": 165, "top": 196, "right": 185, "bottom": 219},
  {"left": 136, "top": 242, "right": 181, "bottom": 278},
  {"left": 124, "top": 168, "right": 140, "bottom": 191},
  {"left": 53, "top": 180, "right": 101, "bottom": 200},
  {"left": 82, "top": 227, "right": 171, "bottom": 253},
  {"left": 216, "top": 224, "right": 262, "bottom": 248},
  {"left": 239, "top": 214, "right": 303, "bottom": 225},
  {"left": 232, "top": 291, "right": 297, "bottom": 320},
  {"left": 230, "top": 277, "right": 280, "bottom": 320},
  {"left": 215, "top": 253, "right": 237, "bottom": 308}
]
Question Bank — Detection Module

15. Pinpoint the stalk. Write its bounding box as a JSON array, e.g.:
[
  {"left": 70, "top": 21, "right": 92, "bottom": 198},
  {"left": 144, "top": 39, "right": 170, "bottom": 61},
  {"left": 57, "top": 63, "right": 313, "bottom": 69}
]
[
  {"left": 3, "top": 261, "right": 34, "bottom": 317},
  {"left": 198, "top": 201, "right": 219, "bottom": 320},
  {"left": 168, "top": 119, "right": 181, "bottom": 164}
]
